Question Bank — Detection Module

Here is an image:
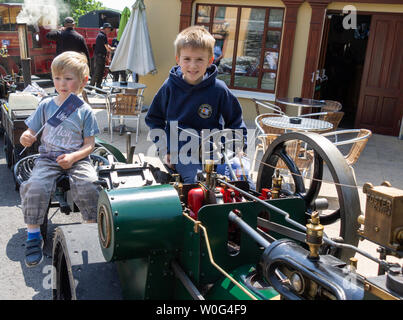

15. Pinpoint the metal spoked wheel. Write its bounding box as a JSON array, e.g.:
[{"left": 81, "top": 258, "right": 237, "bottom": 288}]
[
  {"left": 13, "top": 154, "right": 39, "bottom": 189},
  {"left": 256, "top": 131, "right": 361, "bottom": 262}
]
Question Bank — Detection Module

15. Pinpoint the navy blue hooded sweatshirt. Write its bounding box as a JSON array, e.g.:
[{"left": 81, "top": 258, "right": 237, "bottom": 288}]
[{"left": 145, "top": 64, "right": 247, "bottom": 154}]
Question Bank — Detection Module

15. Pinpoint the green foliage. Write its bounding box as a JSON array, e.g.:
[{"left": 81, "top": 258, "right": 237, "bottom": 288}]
[{"left": 65, "top": 0, "right": 106, "bottom": 25}]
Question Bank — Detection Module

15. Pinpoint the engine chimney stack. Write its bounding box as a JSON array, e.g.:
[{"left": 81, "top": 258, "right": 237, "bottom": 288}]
[{"left": 17, "top": 23, "right": 32, "bottom": 88}]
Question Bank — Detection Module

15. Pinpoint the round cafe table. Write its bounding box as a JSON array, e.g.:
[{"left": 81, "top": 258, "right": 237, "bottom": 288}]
[
  {"left": 104, "top": 81, "right": 146, "bottom": 93},
  {"left": 261, "top": 116, "right": 333, "bottom": 132}
]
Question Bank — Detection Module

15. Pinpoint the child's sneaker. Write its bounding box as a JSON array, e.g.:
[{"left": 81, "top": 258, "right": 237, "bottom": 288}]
[{"left": 25, "top": 238, "right": 44, "bottom": 267}]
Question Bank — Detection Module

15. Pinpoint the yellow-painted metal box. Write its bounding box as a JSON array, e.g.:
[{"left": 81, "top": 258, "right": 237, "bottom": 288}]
[{"left": 361, "top": 182, "right": 403, "bottom": 251}]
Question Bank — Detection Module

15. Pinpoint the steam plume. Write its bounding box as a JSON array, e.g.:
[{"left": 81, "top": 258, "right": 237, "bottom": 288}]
[{"left": 16, "top": 0, "right": 69, "bottom": 29}]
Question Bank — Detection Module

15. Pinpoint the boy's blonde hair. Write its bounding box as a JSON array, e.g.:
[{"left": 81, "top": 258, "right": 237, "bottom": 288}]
[
  {"left": 51, "top": 51, "right": 89, "bottom": 93},
  {"left": 174, "top": 25, "right": 215, "bottom": 59}
]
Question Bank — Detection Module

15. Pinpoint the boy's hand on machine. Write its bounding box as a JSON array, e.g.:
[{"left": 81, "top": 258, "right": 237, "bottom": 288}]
[
  {"left": 20, "top": 131, "right": 37, "bottom": 148},
  {"left": 56, "top": 153, "right": 75, "bottom": 169}
]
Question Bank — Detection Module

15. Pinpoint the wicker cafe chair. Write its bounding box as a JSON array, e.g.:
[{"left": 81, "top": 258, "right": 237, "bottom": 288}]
[
  {"left": 109, "top": 93, "right": 143, "bottom": 143},
  {"left": 285, "top": 141, "right": 314, "bottom": 178},
  {"left": 321, "top": 128, "right": 372, "bottom": 166},
  {"left": 322, "top": 100, "right": 342, "bottom": 112},
  {"left": 251, "top": 136, "right": 314, "bottom": 179},
  {"left": 252, "top": 114, "right": 313, "bottom": 178},
  {"left": 320, "top": 128, "right": 372, "bottom": 186},
  {"left": 299, "top": 111, "right": 344, "bottom": 133},
  {"left": 268, "top": 138, "right": 314, "bottom": 179},
  {"left": 321, "top": 111, "right": 345, "bottom": 133},
  {"left": 251, "top": 113, "right": 285, "bottom": 172}
]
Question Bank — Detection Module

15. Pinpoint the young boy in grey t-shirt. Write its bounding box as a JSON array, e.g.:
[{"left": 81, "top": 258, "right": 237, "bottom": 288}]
[{"left": 19, "top": 51, "right": 100, "bottom": 267}]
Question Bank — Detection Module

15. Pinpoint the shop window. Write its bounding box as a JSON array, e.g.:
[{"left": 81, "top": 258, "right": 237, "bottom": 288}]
[{"left": 195, "top": 4, "right": 284, "bottom": 93}]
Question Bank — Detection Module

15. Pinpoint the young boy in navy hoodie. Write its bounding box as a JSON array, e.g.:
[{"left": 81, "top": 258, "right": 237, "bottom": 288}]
[{"left": 145, "top": 26, "right": 247, "bottom": 183}]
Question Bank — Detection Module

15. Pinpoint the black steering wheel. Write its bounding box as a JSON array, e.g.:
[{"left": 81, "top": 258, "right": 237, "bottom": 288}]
[{"left": 13, "top": 153, "right": 109, "bottom": 189}]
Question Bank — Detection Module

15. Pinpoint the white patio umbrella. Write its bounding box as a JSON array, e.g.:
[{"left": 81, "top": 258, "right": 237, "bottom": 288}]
[{"left": 109, "top": 0, "right": 157, "bottom": 76}]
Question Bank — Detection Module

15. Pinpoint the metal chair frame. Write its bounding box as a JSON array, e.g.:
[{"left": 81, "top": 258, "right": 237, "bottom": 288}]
[
  {"left": 82, "top": 85, "right": 110, "bottom": 110},
  {"left": 253, "top": 99, "right": 285, "bottom": 116}
]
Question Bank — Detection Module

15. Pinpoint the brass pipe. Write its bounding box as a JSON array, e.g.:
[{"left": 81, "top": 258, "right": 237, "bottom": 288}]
[
  {"left": 199, "top": 223, "right": 258, "bottom": 300},
  {"left": 182, "top": 213, "right": 258, "bottom": 300}
]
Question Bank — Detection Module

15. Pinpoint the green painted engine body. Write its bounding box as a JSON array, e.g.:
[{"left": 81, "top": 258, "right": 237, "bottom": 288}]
[
  {"left": 98, "top": 184, "right": 183, "bottom": 261},
  {"left": 98, "top": 184, "right": 307, "bottom": 300}
]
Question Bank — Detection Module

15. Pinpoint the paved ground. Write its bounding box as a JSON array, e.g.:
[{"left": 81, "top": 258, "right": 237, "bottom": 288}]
[{"left": 0, "top": 89, "right": 402, "bottom": 300}]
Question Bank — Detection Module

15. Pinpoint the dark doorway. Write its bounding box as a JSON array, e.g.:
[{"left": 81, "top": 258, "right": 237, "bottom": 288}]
[{"left": 316, "top": 14, "right": 371, "bottom": 129}]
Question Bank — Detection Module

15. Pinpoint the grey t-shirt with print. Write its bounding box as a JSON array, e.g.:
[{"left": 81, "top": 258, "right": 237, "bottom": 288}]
[{"left": 25, "top": 96, "right": 99, "bottom": 160}]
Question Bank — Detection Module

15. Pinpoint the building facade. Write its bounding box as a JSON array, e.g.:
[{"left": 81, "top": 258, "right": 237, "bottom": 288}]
[{"left": 141, "top": 0, "right": 403, "bottom": 136}]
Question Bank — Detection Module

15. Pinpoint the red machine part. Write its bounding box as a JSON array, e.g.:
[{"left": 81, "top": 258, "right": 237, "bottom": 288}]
[
  {"left": 188, "top": 186, "right": 244, "bottom": 220},
  {"left": 259, "top": 188, "right": 271, "bottom": 200},
  {"left": 220, "top": 187, "right": 243, "bottom": 203},
  {"left": 257, "top": 188, "right": 272, "bottom": 233},
  {"left": 188, "top": 188, "right": 204, "bottom": 219}
]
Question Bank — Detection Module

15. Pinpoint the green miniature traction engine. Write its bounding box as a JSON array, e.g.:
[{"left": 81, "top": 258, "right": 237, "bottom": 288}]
[{"left": 51, "top": 132, "right": 403, "bottom": 300}]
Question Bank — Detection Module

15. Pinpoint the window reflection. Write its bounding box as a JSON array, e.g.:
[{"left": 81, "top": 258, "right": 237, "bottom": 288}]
[
  {"left": 234, "top": 8, "right": 265, "bottom": 89},
  {"left": 197, "top": 5, "right": 211, "bottom": 23},
  {"left": 261, "top": 73, "right": 276, "bottom": 90},
  {"left": 266, "top": 31, "right": 281, "bottom": 49},
  {"left": 264, "top": 51, "right": 278, "bottom": 70},
  {"left": 268, "top": 9, "right": 284, "bottom": 28},
  {"left": 214, "top": 6, "right": 237, "bottom": 86},
  {"left": 196, "top": 4, "right": 284, "bottom": 93}
]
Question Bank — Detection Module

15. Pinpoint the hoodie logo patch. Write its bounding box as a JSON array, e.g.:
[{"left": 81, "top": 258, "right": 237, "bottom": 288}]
[{"left": 198, "top": 104, "right": 213, "bottom": 119}]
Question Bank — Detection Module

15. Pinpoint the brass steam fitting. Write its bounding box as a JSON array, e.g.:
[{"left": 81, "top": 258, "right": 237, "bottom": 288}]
[
  {"left": 204, "top": 159, "right": 214, "bottom": 174},
  {"left": 349, "top": 257, "right": 358, "bottom": 270},
  {"left": 272, "top": 169, "right": 283, "bottom": 196},
  {"left": 204, "top": 159, "right": 215, "bottom": 189},
  {"left": 172, "top": 174, "right": 183, "bottom": 196},
  {"left": 305, "top": 211, "right": 324, "bottom": 260},
  {"left": 357, "top": 215, "right": 365, "bottom": 225}
]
